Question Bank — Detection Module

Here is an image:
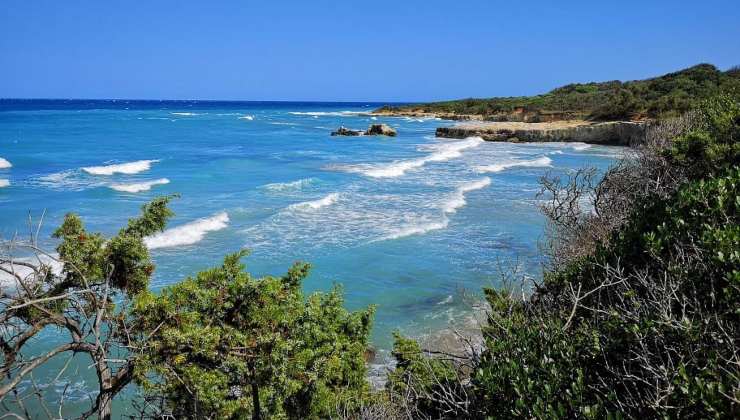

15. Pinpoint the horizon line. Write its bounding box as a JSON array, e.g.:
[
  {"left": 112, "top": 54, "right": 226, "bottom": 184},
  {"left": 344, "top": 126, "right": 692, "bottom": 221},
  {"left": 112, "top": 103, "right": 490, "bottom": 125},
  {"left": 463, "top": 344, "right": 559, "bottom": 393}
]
[{"left": 0, "top": 97, "right": 411, "bottom": 104}]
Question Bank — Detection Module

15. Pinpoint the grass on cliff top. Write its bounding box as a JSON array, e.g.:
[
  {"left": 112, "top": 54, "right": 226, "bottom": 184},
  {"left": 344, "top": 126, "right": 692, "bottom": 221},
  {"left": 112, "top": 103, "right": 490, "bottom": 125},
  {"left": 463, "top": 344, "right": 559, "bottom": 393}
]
[{"left": 378, "top": 63, "right": 740, "bottom": 121}]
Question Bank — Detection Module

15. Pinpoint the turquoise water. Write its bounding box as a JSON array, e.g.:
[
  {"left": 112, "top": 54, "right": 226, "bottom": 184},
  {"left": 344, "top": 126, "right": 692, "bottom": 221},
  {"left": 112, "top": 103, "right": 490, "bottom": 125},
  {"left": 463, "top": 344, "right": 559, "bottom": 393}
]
[{"left": 0, "top": 100, "right": 621, "bottom": 413}]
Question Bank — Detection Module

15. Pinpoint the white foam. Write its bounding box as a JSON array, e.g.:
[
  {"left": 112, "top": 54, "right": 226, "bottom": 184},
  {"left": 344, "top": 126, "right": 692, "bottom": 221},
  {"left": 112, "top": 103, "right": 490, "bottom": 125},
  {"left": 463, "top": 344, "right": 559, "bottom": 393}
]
[
  {"left": 0, "top": 254, "right": 63, "bottom": 289},
  {"left": 381, "top": 219, "right": 449, "bottom": 240},
  {"left": 260, "top": 178, "right": 317, "bottom": 192},
  {"left": 287, "top": 193, "right": 340, "bottom": 211},
  {"left": 438, "top": 295, "right": 453, "bottom": 305},
  {"left": 170, "top": 112, "right": 198, "bottom": 116},
  {"left": 239, "top": 115, "right": 255, "bottom": 120},
  {"left": 570, "top": 143, "right": 592, "bottom": 151},
  {"left": 0, "top": 157, "right": 11, "bottom": 169},
  {"left": 0, "top": 179, "right": 9, "bottom": 188},
  {"left": 347, "top": 137, "right": 484, "bottom": 178},
  {"left": 144, "top": 212, "right": 229, "bottom": 249},
  {"left": 82, "top": 160, "right": 159, "bottom": 176},
  {"left": 370, "top": 116, "right": 378, "bottom": 120},
  {"left": 475, "top": 156, "right": 552, "bottom": 173},
  {"left": 441, "top": 178, "right": 491, "bottom": 214},
  {"left": 109, "top": 178, "right": 170, "bottom": 193},
  {"left": 289, "top": 111, "right": 363, "bottom": 117},
  {"left": 35, "top": 170, "right": 105, "bottom": 191}
]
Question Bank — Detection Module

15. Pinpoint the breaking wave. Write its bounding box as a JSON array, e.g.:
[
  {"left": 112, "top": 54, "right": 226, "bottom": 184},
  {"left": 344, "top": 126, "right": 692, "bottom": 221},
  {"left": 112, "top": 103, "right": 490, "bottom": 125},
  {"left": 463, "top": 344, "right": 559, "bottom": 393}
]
[
  {"left": 287, "top": 193, "right": 340, "bottom": 211},
  {"left": 239, "top": 115, "right": 255, "bottom": 120},
  {"left": 260, "top": 178, "right": 317, "bottom": 192},
  {"left": 0, "top": 179, "right": 9, "bottom": 188},
  {"left": 441, "top": 178, "right": 491, "bottom": 214},
  {"left": 341, "top": 137, "right": 484, "bottom": 178},
  {"left": 289, "top": 111, "right": 363, "bottom": 117},
  {"left": 170, "top": 112, "right": 199, "bottom": 116},
  {"left": 475, "top": 156, "right": 552, "bottom": 173},
  {"left": 82, "top": 160, "right": 159, "bottom": 175},
  {"left": 381, "top": 219, "right": 449, "bottom": 240},
  {"left": 145, "top": 212, "right": 229, "bottom": 249},
  {"left": 570, "top": 143, "right": 592, "bottom": 151},
  {"left": 109, "top": 178, "right": 170, "bottom": 193},
  {"left": 0, "top": 157, "right": 11, "bottom": 169}
]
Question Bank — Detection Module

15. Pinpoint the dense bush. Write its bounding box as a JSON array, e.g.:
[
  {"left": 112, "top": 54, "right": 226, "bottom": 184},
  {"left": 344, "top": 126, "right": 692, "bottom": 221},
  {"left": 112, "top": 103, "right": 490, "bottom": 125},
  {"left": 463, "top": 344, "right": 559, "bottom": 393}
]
[
  {"left": 386, "top": 96, "right": 739, "bottom": 419},
  {"left": 132, "top": 251, "right": 375, "bottom": 419}
]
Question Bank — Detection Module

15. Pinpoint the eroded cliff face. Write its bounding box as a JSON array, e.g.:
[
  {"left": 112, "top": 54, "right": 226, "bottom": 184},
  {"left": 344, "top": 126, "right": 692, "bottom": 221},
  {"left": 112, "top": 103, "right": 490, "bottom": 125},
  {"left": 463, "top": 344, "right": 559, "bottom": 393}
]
[{"left": 436, "top": 121, "right": 648, "bottom": 146}]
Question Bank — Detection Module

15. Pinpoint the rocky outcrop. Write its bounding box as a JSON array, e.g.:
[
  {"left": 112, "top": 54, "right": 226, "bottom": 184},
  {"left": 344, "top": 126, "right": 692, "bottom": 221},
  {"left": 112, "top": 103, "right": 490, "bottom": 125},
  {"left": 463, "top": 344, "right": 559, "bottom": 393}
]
[
  {"left": 331, "top": 126, "right": 364, "bottom": 136},
  {"left": 365, "top": 124, "right": 397, "bottom": 136},
  {"left": 331, "top": 124, "right": 398, "bottom": 137},
  {"left": 436, "top": 121, "right": 648, "bottom": 146}
]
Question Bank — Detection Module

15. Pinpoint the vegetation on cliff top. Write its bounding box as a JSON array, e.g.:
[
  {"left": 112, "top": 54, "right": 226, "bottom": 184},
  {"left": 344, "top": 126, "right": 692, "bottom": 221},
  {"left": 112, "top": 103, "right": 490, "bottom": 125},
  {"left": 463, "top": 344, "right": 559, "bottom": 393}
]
[{"left": 377, "top": 64, "right": 740, "bottom": 121}]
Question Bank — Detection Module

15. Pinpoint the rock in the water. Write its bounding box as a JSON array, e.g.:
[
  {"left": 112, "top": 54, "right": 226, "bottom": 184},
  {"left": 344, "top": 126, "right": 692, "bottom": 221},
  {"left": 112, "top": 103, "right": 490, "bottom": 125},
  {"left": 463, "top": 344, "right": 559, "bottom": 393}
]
[
  {"left": 364, "top": 124, "right": 397, "bottom": 136},
  {"left": 331, "top": 126, "right": 364, "bottom": 136}
]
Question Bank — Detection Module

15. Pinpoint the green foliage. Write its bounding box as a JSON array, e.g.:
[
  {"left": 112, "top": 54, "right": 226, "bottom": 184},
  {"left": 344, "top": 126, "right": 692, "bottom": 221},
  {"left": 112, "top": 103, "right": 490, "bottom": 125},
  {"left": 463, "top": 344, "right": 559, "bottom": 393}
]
[
  {"left": 133, "top": 251, "right": 375, "bottom": 419},
  {"left": 52, "top": 196, "right": 174, "bottom": 295},
  {"left": 387, "top": 333, "right": 461, "bottom": 417},
  {"left": 381, "top": 64, "right": 740, "bottom": 121},
  {"left": 667, "top": 95, "right": 740, "bottom": 179},
  {"left": 473, "top": 289, "right": 606, "bottom": 419},
  {"left": 388, "top": 96, "right": 739, "bottom": 418}
]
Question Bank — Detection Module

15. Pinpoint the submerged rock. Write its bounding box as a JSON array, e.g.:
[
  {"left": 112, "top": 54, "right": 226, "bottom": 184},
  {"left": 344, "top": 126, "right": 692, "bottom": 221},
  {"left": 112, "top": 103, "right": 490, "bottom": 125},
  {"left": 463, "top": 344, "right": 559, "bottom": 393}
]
[{"left": 364, "top": 124, "right": 397, "bottom": 137}]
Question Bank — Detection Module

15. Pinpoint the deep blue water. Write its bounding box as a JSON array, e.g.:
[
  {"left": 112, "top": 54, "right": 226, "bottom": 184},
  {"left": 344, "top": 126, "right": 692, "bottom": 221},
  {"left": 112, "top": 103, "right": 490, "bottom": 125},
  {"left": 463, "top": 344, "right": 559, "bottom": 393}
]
[{"left": 0, "top": 100, "right": 622, "bottom": 414}]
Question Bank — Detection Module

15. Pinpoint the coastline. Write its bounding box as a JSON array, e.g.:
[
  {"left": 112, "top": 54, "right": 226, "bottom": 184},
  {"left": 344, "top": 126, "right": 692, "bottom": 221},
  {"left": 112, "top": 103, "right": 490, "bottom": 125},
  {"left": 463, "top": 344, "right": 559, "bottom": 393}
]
[
  {"left": 371, "top": 110, "right": 648, "bottom": 146},
  {"left": 436, "top": 120, "right": 648, "bottom": 146}
]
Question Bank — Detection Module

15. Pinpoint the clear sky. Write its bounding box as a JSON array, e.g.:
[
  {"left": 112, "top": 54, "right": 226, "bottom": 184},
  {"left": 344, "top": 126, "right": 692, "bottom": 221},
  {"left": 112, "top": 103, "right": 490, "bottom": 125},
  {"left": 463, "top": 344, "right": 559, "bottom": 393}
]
[{"left": 1, "top": 0, "right": 738, "bottom": 102}]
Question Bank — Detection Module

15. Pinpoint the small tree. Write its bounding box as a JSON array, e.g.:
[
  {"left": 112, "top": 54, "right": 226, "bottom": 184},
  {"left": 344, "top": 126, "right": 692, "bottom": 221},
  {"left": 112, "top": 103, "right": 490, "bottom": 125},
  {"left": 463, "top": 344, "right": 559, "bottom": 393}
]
[
  {"left": 131, "top": 251, "right": 375, "bottom": 419},
  {"left": 0, "top": 197, "right": 174, "bottom": 419}
]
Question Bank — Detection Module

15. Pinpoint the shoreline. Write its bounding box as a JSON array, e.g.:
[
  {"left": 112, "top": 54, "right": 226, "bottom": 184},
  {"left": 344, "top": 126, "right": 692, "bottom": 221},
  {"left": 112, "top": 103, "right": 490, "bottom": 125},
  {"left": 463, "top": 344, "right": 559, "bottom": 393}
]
[
  {"left": 371, "top": 110, "right": 649, "bottom": 146},
  {"left": 436, "top": 120, "right": 648, "bottom": 146}
]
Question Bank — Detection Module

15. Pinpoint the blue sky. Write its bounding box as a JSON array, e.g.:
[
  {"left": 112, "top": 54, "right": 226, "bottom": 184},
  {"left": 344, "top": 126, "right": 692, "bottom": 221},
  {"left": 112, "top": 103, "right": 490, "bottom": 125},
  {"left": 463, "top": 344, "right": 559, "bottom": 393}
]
[{"left": 1, "top": 0, "right": 738, "bottom": 102}]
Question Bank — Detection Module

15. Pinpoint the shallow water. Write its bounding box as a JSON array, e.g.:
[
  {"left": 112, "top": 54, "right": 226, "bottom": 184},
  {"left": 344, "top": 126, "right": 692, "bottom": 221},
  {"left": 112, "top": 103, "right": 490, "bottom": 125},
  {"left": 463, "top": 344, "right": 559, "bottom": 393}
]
[{"left": 0, "top": 100, "right": 622, "bottom": 413}]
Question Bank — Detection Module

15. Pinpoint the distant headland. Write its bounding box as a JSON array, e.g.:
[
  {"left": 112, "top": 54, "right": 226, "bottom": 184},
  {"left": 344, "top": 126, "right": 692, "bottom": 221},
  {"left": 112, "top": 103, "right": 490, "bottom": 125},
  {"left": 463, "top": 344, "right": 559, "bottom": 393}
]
[{"left": 373, "top": 63, "right": 740, "bottom": 145}]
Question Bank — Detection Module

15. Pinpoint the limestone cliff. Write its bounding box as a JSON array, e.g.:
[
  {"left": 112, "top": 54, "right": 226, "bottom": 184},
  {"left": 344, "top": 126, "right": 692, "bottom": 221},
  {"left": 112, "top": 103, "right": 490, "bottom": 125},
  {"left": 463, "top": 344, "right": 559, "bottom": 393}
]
[{"left": 436, "top": 121, "right": 647, "bottom": 146}]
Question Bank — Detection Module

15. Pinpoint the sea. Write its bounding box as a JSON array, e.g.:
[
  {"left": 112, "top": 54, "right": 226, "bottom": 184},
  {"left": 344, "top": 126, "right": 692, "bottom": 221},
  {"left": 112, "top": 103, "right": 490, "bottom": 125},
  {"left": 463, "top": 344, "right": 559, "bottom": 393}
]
[{"left": 0, "top": 99, "right": 622, "bottom": 414}]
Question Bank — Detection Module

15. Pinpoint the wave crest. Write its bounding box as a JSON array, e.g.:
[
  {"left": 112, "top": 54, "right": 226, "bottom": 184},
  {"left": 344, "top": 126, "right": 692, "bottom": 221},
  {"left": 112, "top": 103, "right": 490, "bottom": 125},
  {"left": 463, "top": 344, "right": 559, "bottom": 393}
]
[
  {"left": 287, "top": 193, "right": 340, "bottom": 211},
  {"left": 83, "top": 160, "right": 159, "bottom": 176},
  {"left": 0, "top": 179, "right": 9, "bottom": 188},
  {"left": 441, "top": 178, "right": 491, "bottom": 214},
  {"left": 0, "top": 158, "right": 11, "bottom": 169},
  {"left": 342, "top": 137, "right": 484, "bottom": 178},
  {"left": 475, "top": 156, "right": 552, "bottom": 173},
  {"left": 145, "top": 212, "right": 229, "bottom": 249},
  {"left": 289, "top": 111, "right": 363, "bottom": 117},
  {"left": 260, "top": 178, "right": 317, "bottom": 192},
  {"left": 109, "top": 178, "right": 170, "bottom": 193}
]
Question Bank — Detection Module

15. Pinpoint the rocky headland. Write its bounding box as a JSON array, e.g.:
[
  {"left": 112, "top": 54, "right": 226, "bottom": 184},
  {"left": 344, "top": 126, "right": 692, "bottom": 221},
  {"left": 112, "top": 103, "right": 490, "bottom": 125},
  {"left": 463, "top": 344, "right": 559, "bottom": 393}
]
[{"left": 435, "top": 120, "right": 648, "bottom": 146}]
